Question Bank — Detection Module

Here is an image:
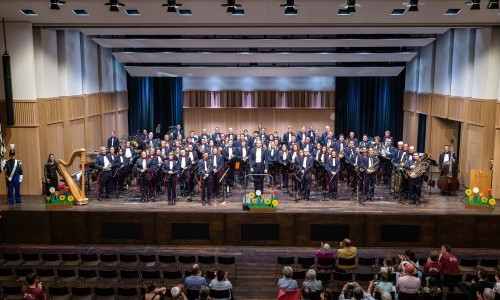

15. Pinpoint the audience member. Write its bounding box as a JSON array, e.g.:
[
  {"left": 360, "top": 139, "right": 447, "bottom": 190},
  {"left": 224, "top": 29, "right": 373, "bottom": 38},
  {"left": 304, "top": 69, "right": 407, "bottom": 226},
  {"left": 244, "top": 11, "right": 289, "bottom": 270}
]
[
  {"left": 337, "top": 238, "right": 357, "bottom": 270},
  {"left": 278, "top": 266, "right": 299, "bottom": 291},
  {"left": 184, "top": 264, "right": 208, "bottom": 292},
  {"left": 439, "top": 244, "right": 460, "bottom": 275},
  {"left": 302, "top": 269, "right": 323, "bottom": 292},
  {"left": 379, "top": 257, "right": 395, "bottom": 274},
  {"left": 316, "top": 242, "right": 335, "bottom": 259},
  {"left": 397, "top": 250, "right": 421, "bottom": 277},
  {"left": 395, "top": 264, "right": 421, "bottom": 295},
  {"left": 22, "top": 273, "right": 46, "bottom": 300},
  {"left": 321, "top": 288, "right": 333, "bottom": 300},
  {"left": 301, "top": 286, "right": 312, "bottom": 300},
  {"left": 171, "top": 286, "right": 188, "bottom": 300},
  {"left": 423, "top": 277, "right": 442, "bottom": 299},
  {"left": 423, "top": 251, "right": 442, "bottom": 280},
  {"left": 199, "top": 286, "right": 212, "bottom": 300},
  {"left": 478, "top": 288, "right": 495, "bottom": 300},
  {"left": 209, "top": 270, "right": 233, "bottom": 300},
  {"left": 458, "top": 268, "right": 494, "bottom": 299},
  {"left": 380, "top": 292, "right": 392, "bottom": 300},
  {"left": 144, "top": 283, "right": 167, "bottom": 300},
  {"left": 370, "top": 273, "right": 393, "bottom": 294},
  {"left": 339, "top": 282, "right": 375, "bottom": 300},
  {"left": 493, "top": 275, "right": 499, "bottom": 294}
]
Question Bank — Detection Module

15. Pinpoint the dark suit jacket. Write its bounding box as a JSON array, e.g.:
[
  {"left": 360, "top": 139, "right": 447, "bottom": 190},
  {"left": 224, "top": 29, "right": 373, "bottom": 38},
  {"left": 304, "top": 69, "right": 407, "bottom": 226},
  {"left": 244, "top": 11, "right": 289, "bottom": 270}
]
[{"left": 107, "top": 137, "right": 121, "bottom": 150}]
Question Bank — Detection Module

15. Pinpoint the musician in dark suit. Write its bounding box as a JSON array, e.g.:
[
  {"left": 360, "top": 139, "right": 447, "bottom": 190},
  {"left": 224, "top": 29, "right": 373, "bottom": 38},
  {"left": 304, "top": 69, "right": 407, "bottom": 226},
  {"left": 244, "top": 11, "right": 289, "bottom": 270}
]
[
  {"left": 277, "top": 144, "right": 290, "bottom": 191},
  {"left": 134, "top": 150, "right": 152, "bottom": 202},
  {"left": 114, "top": 148, "right": 130, "bottom": 191},
  {"left": 347, "top": 132, "right": 359, "bottom": 147},
  {"left": 211, "top": 148, "right": 225, "bottom": 198},
  {"left": 326, "top": 151, "right": 341, "bottom": 199},
  {"left": 298, "top": 148, "right": 314, "bottom": 200},
  {"left": 198, "top": 151, "right": 214, "bottom": 205},
  {"left": 123, "top": 140, "right": 136, "bottom": 160},
  {"left": 161, "top": 152, "right": 180, "bottom": 205},
  {"left": 95, "top": 146, "right": 114, "bottom": 201},
  {"left": 438, "top": 145, "right": 457, "bottom": 171},
  {"left": 297, "top": 126, "right": 308, "bottom": 145},
  {"left": 282, "top": 126, "right": 295, "bottom": 144},
  {"left": 147, "top": 132, "right": 159, "bottom": 149},
  {"left": 307, "top": 126, "right": 315, "bottom": 140},
  {"left": 236, "top": 140, "right": 250, "bottom": 185},
  {"left": 212, "top": 127, "right": 223, "bottom": 145},
  {"left": 359, "top": 134, "right": 372, "bottom": 149},
  {"left": 406, "top": 152, "right": 424, "bottom": 205},
  {"left": 150, "top": 148, "right": 165, "bottom": 196},
  {"left": 266, "top": 142, "right": 279, "bottom": 187},
  {"left": 199, "top": 128, "right": 211, "bottom": 143},
  {"left": 319, "top": 125, "right": 331, "bottom": 146},
  {"left": 107, "top": 131, "right": 121, "bottom": 151},
  {"left": 177, "top": 149, "right": 192, "bottom": 197},
  {"left": 360, "top": 148, "right": 379, "bottom": 201},
  {"left": 172, "top": 124, "right": 184, "bottom": 141},
  {"left": 249, "top": 140, "right": 268, "bottom": 193},
  {"left": 108, "top": 146, "right": 119, "bottom": 195},
  {"left": 226, "top": 127, "right": 237, "bottom": 141},
  {"left": 3, "top": 145, "right": 23, "bottom": 204},
  {"left": 222, "top": 140, "right": 237, "bottom": 186}
]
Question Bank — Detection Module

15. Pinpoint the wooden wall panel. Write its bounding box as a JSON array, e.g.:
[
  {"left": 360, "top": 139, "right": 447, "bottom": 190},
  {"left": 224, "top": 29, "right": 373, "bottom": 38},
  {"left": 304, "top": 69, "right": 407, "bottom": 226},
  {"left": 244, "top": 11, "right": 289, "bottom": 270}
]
[
  {"left": 435, "top": 216, "right": 476, "bottom": 247},
  {"left": 403, "top": 92, "right": 416, "bottom": 112},
  {"left": 50, "top": 211, "right": 88, "bottom": 244},
  {"left": 45, "top": 98, "right": 63, "bottom": 124},
  {"left": 46, "top": 123, "right": 65, "bottom": 160},
  {"left": 70, "top": 119, "right": 86, "bottom": 150},
  {"left": 416, "top": 93, "right": 431, "bottom": 115},
  {"left": 493, "top": 129, "right": 500, "bottom": 198},
  {"left": 86, "top": 94, "right": 101, "bottom": 116},
  {"left": 87, "top": 116, "right": 102, "bottom": 151},
  {"left": 2, "top": 211, "right": 51, "bottom": 243},
  {"left": 468, "top": 100, "right": 484, "bottom": 125},
  {"left": 447, "top": 97, "right": 465, "bottom": 122},
  {"left": 474, "top": 216, "right": 500, "bottom": 248},
  {"left": 117, "top": 110, "right": 129, "bottom": 139},
  {"left": 101, "top": 93, "right": 116, "bottom": 114},
  {"left": 116, "top": 91, "right": 128, "bottom": 111},
  {"left": 496, "top": 103, "right": 500, "bottom": 128},
  {"left": 184, "top": 108, "right": 333, "bottom": 136},
  {"left": 463, "top": 124, "right": 486, "bottom": 186},
  {"left": 68, "top": 97, "right": 85, "bottom": 120},
  {"left": 102, "top": 113, "right": 116, "bottom": 144},
  {"left": 431, "top": 95, "right": 448, "bottom": 118},
  {"left": 11, "top": 101, "right": 38, "bottom": 127},
  {"left": 402, "top": 111, "right": 417, "bottom": 148}
]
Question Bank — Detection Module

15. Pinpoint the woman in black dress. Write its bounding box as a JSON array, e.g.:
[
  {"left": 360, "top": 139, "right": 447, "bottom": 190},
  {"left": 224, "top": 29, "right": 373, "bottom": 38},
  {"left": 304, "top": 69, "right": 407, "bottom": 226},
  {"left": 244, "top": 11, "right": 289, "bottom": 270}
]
[{"left": 44, "top": 154, "right": 60, "bottom": 196}]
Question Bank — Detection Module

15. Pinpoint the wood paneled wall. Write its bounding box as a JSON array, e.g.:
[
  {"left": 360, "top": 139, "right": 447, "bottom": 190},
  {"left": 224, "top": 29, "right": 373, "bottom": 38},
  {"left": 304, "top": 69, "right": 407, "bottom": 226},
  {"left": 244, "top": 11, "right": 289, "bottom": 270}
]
[
  {"left": 184, "top": 108, "right": 334, "bottom": 135},
  {"left": 403, "top": 91, "right": 497, "bottom": 195},
  {"left": 0, "top": 91, "right": 128, "bottom": 196}
]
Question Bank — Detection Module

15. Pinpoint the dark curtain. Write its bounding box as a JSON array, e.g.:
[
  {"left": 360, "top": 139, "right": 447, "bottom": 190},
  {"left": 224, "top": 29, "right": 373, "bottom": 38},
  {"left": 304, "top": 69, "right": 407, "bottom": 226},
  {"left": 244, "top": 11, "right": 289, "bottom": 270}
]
[
  {"left": 417, "top": 114, "right": 427, "bottom": 153},
  {"left": 127, "top": 75, "right": 183, "bottom": 137},
  {"left": 335, "top": 73, "right": 405, "bottom": 142}
]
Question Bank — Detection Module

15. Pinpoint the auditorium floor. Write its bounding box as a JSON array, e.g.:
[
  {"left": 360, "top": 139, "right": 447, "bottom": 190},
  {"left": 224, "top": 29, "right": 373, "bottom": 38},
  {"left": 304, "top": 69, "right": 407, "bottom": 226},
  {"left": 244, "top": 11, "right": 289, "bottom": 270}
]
[
  {"left": 2, "top": 181, "right": 497, "bottom": 215},
  {"left": 1, "top": 244, "right": 500, "bottom": 300}
]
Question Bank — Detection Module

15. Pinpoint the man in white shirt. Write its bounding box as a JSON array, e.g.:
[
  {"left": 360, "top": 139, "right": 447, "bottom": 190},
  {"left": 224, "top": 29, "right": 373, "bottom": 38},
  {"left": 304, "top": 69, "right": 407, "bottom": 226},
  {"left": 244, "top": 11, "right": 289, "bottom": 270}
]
[
  {"left": 249, "top": 140, "right": 268, "bottom": 193},
  {"left": 96, "top": 146, "right": 113, "bottom": 201}
]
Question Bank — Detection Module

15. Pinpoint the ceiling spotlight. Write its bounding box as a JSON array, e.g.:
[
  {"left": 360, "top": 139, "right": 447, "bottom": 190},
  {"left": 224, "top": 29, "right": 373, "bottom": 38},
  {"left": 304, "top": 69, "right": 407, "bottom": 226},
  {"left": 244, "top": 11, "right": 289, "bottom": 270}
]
[
  {"left": 280, "top": 0, "right": 298, "bottom": 15},
  {"left": 105, "top": 0, "right": 125, "bottom": 12},
  {"left": 163, "top": 0, "right": 183, "bottom": 13},
  {"left": 50, "top": 0, "right": 65, "bottom": 10},
  {"left": 340, "top": 0, "right": 359, "bottom": 13},
  {"left": 221, "top": 0, "right": 244, "bottom": 15},
  {"left": 404, "top": 0, "right": 419, "bottom": 11},
  {"left": 487, "top": 0, "right": 499, "bottom": 9},
  {"left": 466, "top": 0, "right": 481, "bottom": 10}
]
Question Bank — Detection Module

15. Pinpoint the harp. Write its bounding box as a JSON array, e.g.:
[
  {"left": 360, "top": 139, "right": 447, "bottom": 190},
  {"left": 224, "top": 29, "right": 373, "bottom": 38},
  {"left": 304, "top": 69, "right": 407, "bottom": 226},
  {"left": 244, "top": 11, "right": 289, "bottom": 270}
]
[{"left": 57, "top": 148, "right": 89, "bottom": 205}]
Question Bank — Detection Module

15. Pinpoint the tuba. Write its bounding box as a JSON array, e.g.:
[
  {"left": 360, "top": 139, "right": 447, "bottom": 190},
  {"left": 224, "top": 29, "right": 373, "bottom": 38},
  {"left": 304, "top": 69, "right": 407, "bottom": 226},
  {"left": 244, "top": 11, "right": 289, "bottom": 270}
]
[{"left": 408, "top": 153, "right": 432, "bottom": 179}]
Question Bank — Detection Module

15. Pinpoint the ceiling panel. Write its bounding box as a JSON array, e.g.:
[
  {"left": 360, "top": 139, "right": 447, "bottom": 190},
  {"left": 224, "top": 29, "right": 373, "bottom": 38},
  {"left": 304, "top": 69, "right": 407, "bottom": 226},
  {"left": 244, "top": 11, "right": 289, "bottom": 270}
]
[
  {"left": 125, "top": 66, "right": 405, "bottom": 77},
  {"left": 94, "top": 38, "right": 436, "bottom": 48}
]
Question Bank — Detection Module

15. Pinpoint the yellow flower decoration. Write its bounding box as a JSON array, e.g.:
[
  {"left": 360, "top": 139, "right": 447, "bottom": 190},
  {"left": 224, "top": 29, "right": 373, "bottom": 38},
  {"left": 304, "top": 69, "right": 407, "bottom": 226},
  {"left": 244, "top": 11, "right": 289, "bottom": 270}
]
[
  {"left": 59, "top": 195, "right": 66, "bottom": 201},
  {"left": 272, "top": 200, "right": 279, "bottom": 207},
  {"left": 54, "top": 191, "right": 60, "bottom": 196},
  {"left": 261, "top": 196, "right": 267, "bottom": 201},
  {"left": 67, "top": 195, "right": 74, "bottom": 202},
  {"left": 264, "top": 199, "right": 271, "bottom": 205},
  {"left": 251, "top": 198, "right": 257, "bottom": 204},
  {"left": 248, "top": 192, "right": 255, "bottom": 199},
  {"left": 465, "top": 189, "right": 472, "bottom": 196},
  {"left": 481, "top": 197, "right": 488, "bottom": 203},
  {"left": 489, "top": 199, "right": 496, "bottom": 205}
]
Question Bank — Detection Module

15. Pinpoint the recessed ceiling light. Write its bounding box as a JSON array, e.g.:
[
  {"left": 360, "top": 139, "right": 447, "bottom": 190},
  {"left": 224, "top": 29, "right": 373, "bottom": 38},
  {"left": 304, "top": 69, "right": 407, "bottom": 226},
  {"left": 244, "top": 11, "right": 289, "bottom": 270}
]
[
  {"left": 444, "top": 8, "right": 461, "bottom": 15},
  {"left": 125, "top": 9, "right": 140, "bottom": 15},
  {"left": 178, "top": 9, "right": 192, "bottom": 15},
  {"left": 20, "top": 9, "right": 37, "bottom": 16},
  {"left": 73, "top": 9, "right": 89, "bottom": 16},
  {"left": 391, "top": 9, "right": 406, "bottom": 15},
  {"left": 232, "top": 9, "right": 245, "bottom": 15},
  {"left": 338, "top": 9, "right": 351, "bottom": 15},
  {"left": 488, "top": 0, "right": 499, "bottom": 9}
]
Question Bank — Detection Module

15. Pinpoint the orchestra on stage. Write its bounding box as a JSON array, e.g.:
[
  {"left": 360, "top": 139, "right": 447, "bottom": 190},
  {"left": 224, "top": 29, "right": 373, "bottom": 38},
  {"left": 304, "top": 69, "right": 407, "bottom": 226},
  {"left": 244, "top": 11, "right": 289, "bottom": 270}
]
[{"left": 84, "top": 125, "right": 459, "bottom": 206}]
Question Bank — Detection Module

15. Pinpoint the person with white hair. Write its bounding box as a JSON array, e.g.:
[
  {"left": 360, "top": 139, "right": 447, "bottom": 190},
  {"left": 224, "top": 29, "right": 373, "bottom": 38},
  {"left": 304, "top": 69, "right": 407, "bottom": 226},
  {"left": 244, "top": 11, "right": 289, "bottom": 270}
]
[
  {"left": 95, "top": 146, "right": 113, "bottom": 201},
  {"left": 479, "top": 288, "right": 495, "bottom": 300},
  {"left": 170, "top": 285, "right": 187, "bottom": 300},
  {"left": 278, "top": 266, "right": 298, "bottom": 291},
  {"left": 302, "top": 269, "right": 322, "bottom": 292}
]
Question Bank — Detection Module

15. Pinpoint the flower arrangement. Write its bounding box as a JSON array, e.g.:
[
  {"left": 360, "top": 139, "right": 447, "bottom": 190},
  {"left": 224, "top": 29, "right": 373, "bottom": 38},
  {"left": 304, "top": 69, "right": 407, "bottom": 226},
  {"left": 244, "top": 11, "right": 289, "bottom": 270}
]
[
  {"left": 464, "top": 187, "right": 495, "bottom": 211},
  {"left": 247, "top": 189, "right": 279, "bottom": 212},
  {"left": 45, "top": 186, "right": 74, "bottom": 209}
]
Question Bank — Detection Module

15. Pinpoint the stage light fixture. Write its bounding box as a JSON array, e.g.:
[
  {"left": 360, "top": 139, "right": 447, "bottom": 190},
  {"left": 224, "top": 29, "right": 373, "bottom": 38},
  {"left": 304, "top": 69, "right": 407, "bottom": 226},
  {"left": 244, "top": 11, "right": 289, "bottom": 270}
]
[
  {"left": 408, "top": 0, "right": 418, "bottom": 11},
  {"left": 280, "top": 0, "right": 298, "bottom": 15},
  {"left": 105, "top": 0, "right": 125, "bottom": 12},
  {"left": 487, "top": 0, "right": 499, "bottom": 9},
  {"left": 468, "top": 0, "right": 480, "bottom": 10},
  {"left": 50, "top": 0, "right": 65, "bottom": 10},
  {"left": 221, "top": 0, "right": 244, "bottom": 15},
  {"left": 347, "top": 0, "right": 356, "bottom": 12},
  {"left": 162, "top": 0, "right": 184, "bottom": 13}
]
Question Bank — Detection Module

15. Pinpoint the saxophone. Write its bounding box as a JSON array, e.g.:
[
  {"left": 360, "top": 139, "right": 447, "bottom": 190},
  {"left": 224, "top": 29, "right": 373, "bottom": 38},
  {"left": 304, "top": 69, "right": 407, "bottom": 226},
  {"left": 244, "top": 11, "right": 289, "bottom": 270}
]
[{"left": 408, "top": 153, "right": 432, "bottom": 179}]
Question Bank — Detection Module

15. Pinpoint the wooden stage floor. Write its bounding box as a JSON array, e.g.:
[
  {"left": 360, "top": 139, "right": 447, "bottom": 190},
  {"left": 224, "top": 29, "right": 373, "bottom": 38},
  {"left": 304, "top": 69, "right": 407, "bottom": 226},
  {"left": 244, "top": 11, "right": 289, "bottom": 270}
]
[{"left": 1, "top": 182, "right": 496, "bottom": 215}]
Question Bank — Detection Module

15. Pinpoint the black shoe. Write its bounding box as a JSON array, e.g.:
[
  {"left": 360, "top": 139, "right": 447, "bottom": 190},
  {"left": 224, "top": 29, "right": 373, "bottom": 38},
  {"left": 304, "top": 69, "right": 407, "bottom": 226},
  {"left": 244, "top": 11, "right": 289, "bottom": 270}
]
[
  {"left": 97, "top": 198, "right": 102, "bottom": 202},
  {"left": 16, "top": 201, "right": 22, "bottom": 204}
]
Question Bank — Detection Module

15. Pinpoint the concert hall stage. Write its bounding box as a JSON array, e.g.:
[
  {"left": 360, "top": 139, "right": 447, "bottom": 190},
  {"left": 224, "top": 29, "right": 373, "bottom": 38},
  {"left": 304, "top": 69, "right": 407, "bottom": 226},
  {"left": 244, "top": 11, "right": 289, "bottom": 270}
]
[{"left": 1, "top": 185, "right": 499, "bottom": 248}]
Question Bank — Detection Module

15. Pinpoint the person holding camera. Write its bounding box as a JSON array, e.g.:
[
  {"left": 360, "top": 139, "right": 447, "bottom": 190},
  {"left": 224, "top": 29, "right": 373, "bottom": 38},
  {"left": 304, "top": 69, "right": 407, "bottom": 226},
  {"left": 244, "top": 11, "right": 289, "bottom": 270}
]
[
  {"left": 339, "top": 281, "right": 375, "bottom": 300},
  {"left": 22, "top": 273, "right": 46, "bottom": 300},
  {"left": 209, "top": 270, "right": 233, "bottom": 300}
]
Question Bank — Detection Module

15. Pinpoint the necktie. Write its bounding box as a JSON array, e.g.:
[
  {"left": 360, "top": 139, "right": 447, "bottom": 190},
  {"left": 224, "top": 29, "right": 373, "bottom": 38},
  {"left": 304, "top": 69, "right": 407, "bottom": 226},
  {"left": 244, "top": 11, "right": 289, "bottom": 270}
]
[
  {"left": 369, "top": 157, "right": 373, "bottom": 167},
  {"left": 303, "top": 157, "right": 307, "bottom": 168},
  {"left": 111, "top": 138, "right": 114, "bottom": 146},
  {"left": 271, "top": 149, "right": 274, "bottom": 156},
  {"left": 142, "top": 159, "right": 146, "bottom": 170},
  {"left": 332, "top": 159, "right": 336, "bottom": 167},
  {"left": 204, "top": 160, "right": 208, "bottom": 171}
]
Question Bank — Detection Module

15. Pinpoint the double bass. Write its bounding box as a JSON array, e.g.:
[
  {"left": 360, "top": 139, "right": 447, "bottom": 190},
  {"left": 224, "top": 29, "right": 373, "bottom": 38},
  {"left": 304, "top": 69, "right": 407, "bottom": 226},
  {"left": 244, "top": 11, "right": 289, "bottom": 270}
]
[{"left": 437, "top": 139, "right": 460, "bottom": 192}]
